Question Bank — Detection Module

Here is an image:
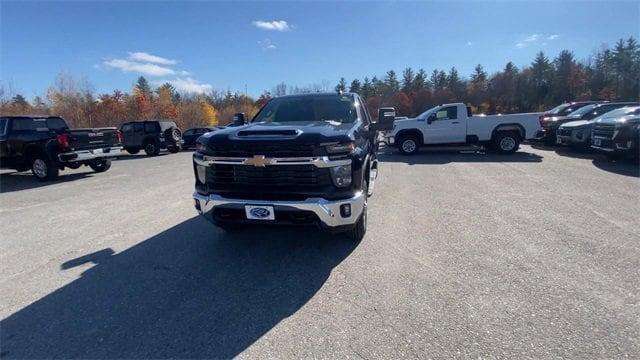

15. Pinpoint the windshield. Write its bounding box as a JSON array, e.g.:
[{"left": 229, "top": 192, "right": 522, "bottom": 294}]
[
  {"left": 546, "top": 103, "right": 569, "bottom": 114},
  {"left": 417, "top": 106, "right": 440, "bottom": 119},
  {"left": 253, "top": 95, "right": 358, "bottom": 124},
  {"left": 567, "top": 104, "right": 597, "bottom": 117},
  {"left": 593, "top": 106, "right": 640, "bottom": 122}
]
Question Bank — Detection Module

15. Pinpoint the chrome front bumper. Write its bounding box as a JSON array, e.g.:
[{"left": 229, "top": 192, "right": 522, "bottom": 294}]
[
  {"left": 58, "top": 146, "right": 123, "bottom": 162},
  {"left": 193, "top": 191, "right": 365, "bottom": 228}
]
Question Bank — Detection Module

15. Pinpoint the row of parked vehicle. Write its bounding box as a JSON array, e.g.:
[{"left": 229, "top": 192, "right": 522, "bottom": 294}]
[
  {"left": 0, "top": 115, "right": 225, "bottom": 181},
  {"left": 537, "top": 101, "right": 640, "bottom": 159}
]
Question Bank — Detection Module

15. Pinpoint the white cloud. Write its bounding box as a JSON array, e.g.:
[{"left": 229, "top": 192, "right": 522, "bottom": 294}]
[
  {"left": 515, "top": 33, "right": 558, "bottom": 49},
  {"left": 154, "top": 77, "right": 212, "bottom": 94},
  {"left": 103, "top": 59, "right": 176, "bottom": 76},
  {"left": 466, "top": 41, "right": 473, "bottom": 46},
  {"left": 252, "top": 20, "right": 290, "bottom": 31},
  {"left": 128, "top": 52, "right": 177, "bottom": 65},
  {"left": 259, "top": 39, "right": 277, "bottom": 50}
]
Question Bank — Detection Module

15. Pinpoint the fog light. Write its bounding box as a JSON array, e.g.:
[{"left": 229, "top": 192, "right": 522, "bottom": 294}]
[
  {"left": 340, "top": 204, "right": 351, "bottom": 217},
  {"left": 196, "top": 165, "right": 206, "bottom": 183},
  {"left": 330, "top": 164, "right": 352, "bottom": 187}
]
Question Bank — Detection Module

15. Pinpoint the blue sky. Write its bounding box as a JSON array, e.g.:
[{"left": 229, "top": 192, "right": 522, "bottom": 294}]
[{"left": 1, "top": 1, "right": 639, "bottom": 99}]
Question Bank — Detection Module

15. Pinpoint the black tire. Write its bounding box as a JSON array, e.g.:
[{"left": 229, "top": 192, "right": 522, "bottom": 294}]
[
  {"left": 126, "top": 148, "right": 140, "bottom": 154},
  {"left": 492, "top": 131, "right": 521, "bottom": 154},
  {"left": 346, "top": 178, "right": 368, "bottom": 242},
  {"left": 167, "top": 144, "right": 181, "bottom": 153},
  {"left": 144, "top": 141, "right": 160, "bottom": 156},
  {"left": 398, "top": 134, "right": 420, "bottom": 155},
  {"left": 31, "top": 154, "right": 59, "bottom": 181},
  {"left": 89, "top": 159, "right": 111, "bottom": 173}
]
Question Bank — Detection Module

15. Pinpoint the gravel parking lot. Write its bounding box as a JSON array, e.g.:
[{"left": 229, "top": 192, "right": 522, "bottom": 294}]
[{"left": 1, "top": 145, "right": 638, "bottom": 358}]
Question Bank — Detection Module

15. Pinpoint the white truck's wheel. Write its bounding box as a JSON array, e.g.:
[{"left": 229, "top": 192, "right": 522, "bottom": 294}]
[
  {"left": 398, "top": 135, "right": 419, "bottom": 155},
  {"left": 493, "top": 132, "right": 520, "bottom": 154}
]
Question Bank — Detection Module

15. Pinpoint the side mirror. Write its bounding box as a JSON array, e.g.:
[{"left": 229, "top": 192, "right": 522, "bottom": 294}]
[
  {"left": 232, "top": 113, "right": 246, "bottom": 126},
  {"left": 373, "top": 107, "right": 396, "bottom": 131},
  {"left": 426, "top": 114, "right": 436, "bottom": 124}
]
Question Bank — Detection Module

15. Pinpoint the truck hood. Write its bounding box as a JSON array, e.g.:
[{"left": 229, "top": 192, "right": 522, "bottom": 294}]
[
  {"left": 560, "top": 120, "right": 593, "bottom": 129},
  {"left": 200, "top": 121, "right": 356, "bottom": 146}
]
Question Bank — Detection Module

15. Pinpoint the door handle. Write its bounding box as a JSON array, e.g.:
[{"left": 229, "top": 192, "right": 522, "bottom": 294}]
[{"left": 452, "top": 121, "right": 460, "bottom": 124}]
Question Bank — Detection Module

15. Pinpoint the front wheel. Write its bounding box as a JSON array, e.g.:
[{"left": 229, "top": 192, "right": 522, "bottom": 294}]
[
  {"left": 398, "top": 135, "right": 420, "bottom": 155},
  {"left": 492, "top": 132, "right": 521, "bottom": 154},
  {"left": 89, "top": 159, "right": 111, "bottom": 173},
  {"left": 31, "top": 155, "right": 59, "bottom": 181}
]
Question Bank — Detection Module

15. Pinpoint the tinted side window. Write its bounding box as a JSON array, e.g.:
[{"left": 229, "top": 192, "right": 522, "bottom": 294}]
[
  {"left": 144, "top": 122, "right": 159, "bottom": 132},
  {"left": 46, "top": 117, "right": 67, "bottom": 131},
  {"left": 133, "top": 123, "right": 144, "bottom": 131},
  {"left": 0, "top": 118, "right": 7, "bottom": 135},
  {"left": 11, "top": 118, "right": 36, "bottom": 131},
  {"left": 357, "top": 97, "right": 371, "bottom": 125},
  {"left": 121, "top": 124, "right": 133, "bottom": 132},
  {"left": 184, "top": 129, "right": 195, "bottom": 136}
]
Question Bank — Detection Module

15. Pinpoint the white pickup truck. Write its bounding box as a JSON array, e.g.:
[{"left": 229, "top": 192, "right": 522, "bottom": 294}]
[{"left": 385, "top": 103, "right": 542, "bottom": 154}]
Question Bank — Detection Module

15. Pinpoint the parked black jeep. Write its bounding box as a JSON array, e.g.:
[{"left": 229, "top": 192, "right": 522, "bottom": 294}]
[
  {"left": 120, "top": 120, "right": 183, "bottom": 156},
  {"left": 0, "top": 116, "right": 122, "bottom": 181},
  {"left": 192, "top": 92, "right": 394, "bottom": 241}
]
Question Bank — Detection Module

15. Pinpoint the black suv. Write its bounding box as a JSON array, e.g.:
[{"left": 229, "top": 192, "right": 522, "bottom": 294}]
[
  {"left": 192, "top": 93, "right": 394, "bottom": 241},
  {"left": 183, "top": 127, "right": 221, "bottom": 149},
  {"left": 120, "top": 120, "right": 183, "bottom": 156},
  {"left": 0, "top": 116, "right": 122, "bottom": 181}
]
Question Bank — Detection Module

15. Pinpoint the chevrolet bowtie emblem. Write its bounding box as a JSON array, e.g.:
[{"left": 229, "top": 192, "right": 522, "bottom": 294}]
[{"left": 244, "top": 155, "right": 272, "bottom": 167}]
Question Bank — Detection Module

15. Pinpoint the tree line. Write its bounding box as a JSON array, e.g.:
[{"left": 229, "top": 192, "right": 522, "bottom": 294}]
[
  {"left": 333, "top": 37, "right": 639, "bottom": 117},
  {"left": 1, "top": 37, "right": 638, "bottom": 128}
]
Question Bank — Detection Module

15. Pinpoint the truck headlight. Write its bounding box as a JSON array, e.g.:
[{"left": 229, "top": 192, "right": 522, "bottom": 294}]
[
  {"left": 330, "top": 164, "right": 352, "bottom": 187},
  {"left": 326, "top": 142, "right": 354, "bottom": 154},
  {"left": 196, "top": 164, "right": 206, "bottom": 184},
  {"left": 196, "top": 142, "right": 208, "bottom": 153}
]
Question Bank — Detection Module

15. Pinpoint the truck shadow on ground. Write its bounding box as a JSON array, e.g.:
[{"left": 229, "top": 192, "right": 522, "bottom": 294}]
[
  {"left": 377, "top": 148, "right": 543, "bottom": 165},
  {"left": 0, "top": 217, "right": 357, "bottom": 359},
  {"left": 0, "top": 171, "right": 94, "bottom": 194},
  {"left": 529, "top": 142, "right": 639, "bottom": 177}
]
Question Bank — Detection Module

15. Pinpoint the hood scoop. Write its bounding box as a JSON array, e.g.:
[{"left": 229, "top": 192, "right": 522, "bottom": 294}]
[{"left": 236, "top": 129, "right": 301, "bottom": 137}]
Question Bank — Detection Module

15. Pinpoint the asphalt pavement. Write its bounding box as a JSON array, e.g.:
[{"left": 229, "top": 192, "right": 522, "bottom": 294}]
[{"left": 0, "top": 145, "right": 638, "bottom": 358}]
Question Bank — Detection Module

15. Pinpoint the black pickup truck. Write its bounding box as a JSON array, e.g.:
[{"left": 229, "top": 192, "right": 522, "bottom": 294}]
[
  {"left": 192, "top": 92, "right": 394, "bottom": 241},
  {"left": 0, "top": 116, "right": 122, "bottom": 181}
]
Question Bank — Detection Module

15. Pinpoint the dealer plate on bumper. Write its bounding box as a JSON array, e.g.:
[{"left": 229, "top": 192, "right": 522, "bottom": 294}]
[{"left": 245, "top": 205, "right": 275, "bottom": 220}]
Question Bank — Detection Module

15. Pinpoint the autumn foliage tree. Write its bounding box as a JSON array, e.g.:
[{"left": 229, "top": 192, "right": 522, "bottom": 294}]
[{"left": 2, "top": 37, "right": 638, "bottom": 126}]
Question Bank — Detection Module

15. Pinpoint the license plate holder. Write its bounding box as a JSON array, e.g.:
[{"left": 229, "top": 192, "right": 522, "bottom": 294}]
[{"left": 245, "top": 205, "right": 275, "bottom": 220}]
